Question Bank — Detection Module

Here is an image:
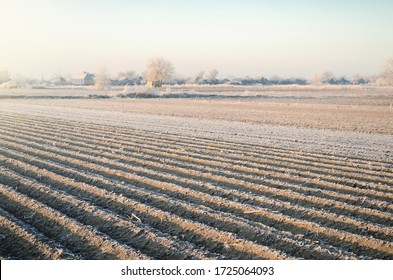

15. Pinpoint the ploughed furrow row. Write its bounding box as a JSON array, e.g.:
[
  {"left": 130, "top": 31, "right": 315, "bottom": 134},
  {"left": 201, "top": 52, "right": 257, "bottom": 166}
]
[
  {"left": 2, "top": 117, "right": 391, "bottom": 201},
  {"left": 3, "top": 112, "right": 391, "bottom": 182},
  {"left": 0, "top": 206, "right": 74, "bottom": 259},
  {"left": 2, "top": 120, "right": 392, "bottom": 215},
  {"left": 3, "top": 114, "right": 392, "bottom": 192},
  {"left": 0, "top": 183, "right": 149, "bottom": 260},
  {"left": 4, "top": 123, "right": 390, "bottom": 215},
  {"left": 2, "top": 132, "right": 392, "bottom": 243},
  {"left": 2, "top": 131, "right": 392, "bottom": 230},
  {"left": 73, "top": 136, "right": 392, "bottom": 199},
  {"left": 0, "top": 167, "right": 217, "bottom": 260},
  {"left": 0, "top": 112, "right": 385, "bottom": 171},
  {"left": 1, "top": 145, "right": 392, "bottom": 259},
  {"left": 0, "top": 158, "right": 292, "bottom": 260},
  {"left": 1, "top": 119, "right": 393, "bottom": 210},
  {"left": 84, "top": 130, "right": 392, "bottom": 191},
  {"left": 0, "top": 150, "right": 362, "bottom": 260},
  {"left": 1, "top": 112, "right": 392, "bottom": 197}
]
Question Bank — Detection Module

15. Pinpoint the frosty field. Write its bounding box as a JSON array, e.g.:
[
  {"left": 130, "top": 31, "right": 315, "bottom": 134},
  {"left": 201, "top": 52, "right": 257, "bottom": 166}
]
[{"left": 0, "top": 87, "right": 392, "bottom": 259}]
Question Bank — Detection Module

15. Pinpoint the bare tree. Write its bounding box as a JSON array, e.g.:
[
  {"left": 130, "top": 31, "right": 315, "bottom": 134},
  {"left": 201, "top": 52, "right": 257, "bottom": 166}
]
[
  {"left": 0, "top": 70, "right": 11, "bottom": 84},
  {"left": 117, "top": 70, "right": 136, "bottom": 80},
  {"left": 14, "top": 74, "right": 28, "bottom": 88},
  {"left": 381, "top": 58, "right": 393, "bottom": 85},
  {"left": 188, "top": 71, "right": 204, "bottom": 84},
  {"left": 269, "top": 75, "right": 283, "bottom": 83},
  {"left": 351, "top": 73, "right": 361, "bottom": 84},
  {"left": 51, "top": 72, "right": 67, "bottom": 85},
  {"left": 206, "top": 69, "right": 218, "bottom": 83},
  {"left": 310, "top": 71, "right": 334, "bottom": 85},
  {"left": 320, "top": 71, "right": 334, "bottom": 84},
  {"left": 95, "top": 66, "right": 110, "bottom": 90},
  {"left": 146, "top": 57, "right": 174, "bottom": 87}
]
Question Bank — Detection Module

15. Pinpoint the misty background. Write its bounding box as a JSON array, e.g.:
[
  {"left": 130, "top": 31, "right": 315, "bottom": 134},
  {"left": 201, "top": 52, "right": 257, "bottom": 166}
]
[{"left": 1, "top": 0, "right": 393, "bottom": 80}]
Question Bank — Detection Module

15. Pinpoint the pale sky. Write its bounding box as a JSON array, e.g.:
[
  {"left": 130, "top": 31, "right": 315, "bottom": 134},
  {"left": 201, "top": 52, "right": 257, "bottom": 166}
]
[{"left": 1, "top": 0, "right": 392, "bottom": 79}]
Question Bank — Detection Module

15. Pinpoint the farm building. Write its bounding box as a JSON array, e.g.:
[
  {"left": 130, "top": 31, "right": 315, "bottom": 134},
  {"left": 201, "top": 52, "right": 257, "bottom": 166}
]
[
  {"left": 50, "top": 76, "right": 68, "bottom": 86},
  {"left": 71, "top": 72, "right": 95, "bottom": 86},
  {"left": 146, "top": 80, "right": 162, "bottom": 87}
]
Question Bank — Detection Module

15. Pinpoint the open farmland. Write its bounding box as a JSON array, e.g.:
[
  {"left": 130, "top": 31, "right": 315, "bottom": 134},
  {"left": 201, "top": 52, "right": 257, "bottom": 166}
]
[{"left": 0, "top": 88, "right": 393, "bottom": 260}]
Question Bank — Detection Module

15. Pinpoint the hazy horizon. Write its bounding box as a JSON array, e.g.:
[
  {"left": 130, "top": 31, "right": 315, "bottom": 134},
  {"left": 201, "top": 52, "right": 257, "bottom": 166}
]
[{"left": 1, "top": 0, "right": 393, "bottom": 79}]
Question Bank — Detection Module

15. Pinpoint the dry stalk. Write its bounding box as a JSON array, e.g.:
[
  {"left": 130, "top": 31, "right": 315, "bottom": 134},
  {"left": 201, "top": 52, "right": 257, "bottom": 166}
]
[{"left": 129, "top": 213, "right": 142, "bottom": 223}]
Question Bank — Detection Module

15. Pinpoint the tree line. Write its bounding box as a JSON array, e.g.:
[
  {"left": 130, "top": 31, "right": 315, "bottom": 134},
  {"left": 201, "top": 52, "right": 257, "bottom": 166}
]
[{"left": 1, "top": 57, "right": 393, "bottom": 88}]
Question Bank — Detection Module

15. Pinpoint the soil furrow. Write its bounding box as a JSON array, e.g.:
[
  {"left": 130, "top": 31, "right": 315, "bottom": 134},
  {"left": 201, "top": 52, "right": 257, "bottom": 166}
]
[
  {"left": 2, "top": 134, "right": 391, "bottom": 241},
  {"left": 0, "top": 206, "right": 73, "bottom": 259},
  {"left": 1, "top": 145, "right": 391, "bottom": 259},
  {"left": 1, "top": 116, "right": 391, "bottom": 204},
  {"left": 0, "top": 167, "right": 217, "bottom": 260},
  {"left": 2, "top": 114, "right": 392, "bottom": 188},
  {"left": 1, "top": 110, "right": 392, "bottom": 260},
  {"left": 1, "top": 153, "right": 360, "bottom": 259},
  {"left": 1, "top": 132, "right": 391, "bottom": 227},
  {"left": 1, "top": 120, "right": 391, "bottom": 214},
  {"left": 2, "top": 110, "right": 393, "bottom": 178},
  {"left": 0, "top": 183, "right": 148, "bottom": 260},
  {"left": 0, "top": 159, "right": 289, "bottom": 260}
]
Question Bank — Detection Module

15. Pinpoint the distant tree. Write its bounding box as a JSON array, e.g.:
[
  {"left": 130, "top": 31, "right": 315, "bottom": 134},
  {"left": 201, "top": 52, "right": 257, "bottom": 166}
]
[
  {"left": 333, "top": 76, "right": 350, "bottom": 85},
  {"left": 115, "top": 70, "right": 141, "bottom": 85},
  {"left": 240, "top": 76, "right": 258, "bottom": 85},
  {"left": 205, "top": 69, "right": 219, "bottom": 83},
  {"left": 51, "top": 72, "right": 68, "bottom": 85},
  {"left": 320, "top": 71, "right": 335, "bottom": 84},
  {"left": 188, "top": 71, "right": 204, "bottom": 84},
  {"left": 351, "top": 73, "right": 361, "bottom": 84},
  {"left": 309, "top": 74, "right": 321, "bottom": 85},
  {"left": 146, "top": 57, "right": 174, "bottom": 87},
  {"left": 0, "top": 70, "right": 11, "bottom": 84},
  {"left": 381, "top": 58, "right": 393, "bottom": 85},
  {"left": 293, "top": 78, "right": 308, "bottom": 85},
  {"left": 117, "top": 70, "right": 136, "bottom": 80},
  {"left": 173, "top": 74, "right": 187, "bottom": 85},
  {"left": 257, "top": 76, "right": 272, "bottom": 85},
  {"left": 310, "top": 71, "right": 334, "bottom": 85},
  {"left": 269, "top": 75, "right": 283, "bottom": 85},
  {"left": 14, "top": 74, "right": 28, "bottom": 87},
  {"left": 95, "top": 66, "right": 110, "bottom": 90}
]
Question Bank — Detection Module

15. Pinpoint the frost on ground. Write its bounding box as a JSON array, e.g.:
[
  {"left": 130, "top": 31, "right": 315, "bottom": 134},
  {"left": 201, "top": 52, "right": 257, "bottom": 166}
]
[
  {"left": 0, "top": 90, "right": 392, "bottom": 260},
  {"left": 0, "top": 98, "right": 392, "bottom": 162}
]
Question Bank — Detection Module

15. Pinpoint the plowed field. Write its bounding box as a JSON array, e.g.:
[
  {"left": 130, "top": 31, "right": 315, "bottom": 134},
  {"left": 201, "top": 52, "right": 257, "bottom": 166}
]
[{"left": 0, "top": 96, "right": 392, "bottom": 260}]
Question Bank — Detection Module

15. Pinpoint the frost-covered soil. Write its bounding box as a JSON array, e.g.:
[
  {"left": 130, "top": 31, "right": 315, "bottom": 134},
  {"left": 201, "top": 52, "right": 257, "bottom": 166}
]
[
  {"left": 0, "top": 90, "right": 392, "bottom": 260},
  {"left": 1, "top": 97, "right": 392, "bottom": 162}
]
